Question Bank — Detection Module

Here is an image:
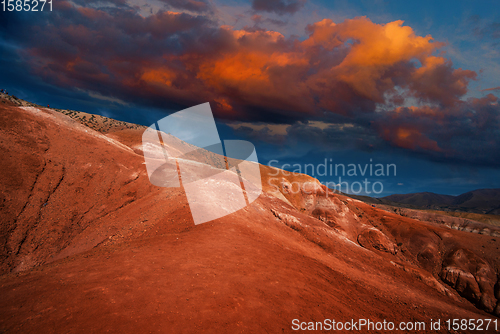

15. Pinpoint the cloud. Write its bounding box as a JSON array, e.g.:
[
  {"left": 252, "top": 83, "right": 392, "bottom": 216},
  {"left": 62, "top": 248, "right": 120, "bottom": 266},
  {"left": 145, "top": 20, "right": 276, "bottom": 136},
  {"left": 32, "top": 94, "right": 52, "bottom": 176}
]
[
  {"left": 230, "top": 118, "right": 383, "bottom": 155},
  {"left": 472, "top": 18, "right": 500, "bottom": 40},
  {"left": 229, "top": 122, "right": 290, "bottom": 136},
  {"left": 251, "top": 0, "right": 306, "bottom": 15},
  {"left": 481, "top": 86, "right": 500, "bottom": 92},
  {"left": 3, "top": 2, "right": 498, "bottom": 167},
  {"left": 71, "top": 0, "right": 129, "bottom": 6},
  {"left": 372, "top": 94, "right": 500, "bottom": 166},
  {"left": 75, "top": 88, "right": 129, "bottom": 105},
  {"left": 251, "top": 14, "right": 288, "bottom": 27},
  {"left": 11, "top": 10, "right": 470, "bottom": 119},
  {"left": 157, "top": 0, "right": 213, "bottom": 13}
]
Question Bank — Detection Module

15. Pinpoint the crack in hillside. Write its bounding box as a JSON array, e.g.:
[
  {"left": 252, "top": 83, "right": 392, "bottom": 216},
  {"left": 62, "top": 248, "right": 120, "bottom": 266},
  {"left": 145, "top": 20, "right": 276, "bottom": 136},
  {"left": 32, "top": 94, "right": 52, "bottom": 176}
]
[
  {"left": 11, "top": 162, "right": 66, "bottom": 257},
  {"left": 123, "top": 173, "right": 140, "bottom": 186},
  {"left": 92, "top": 197, "right": 137, "bottom": 223},
  {"left": 75, "top": 204, "right": 95, "bottom": 229},
  {"left": 432, "top": 230, "right": 443, "bottom": 241},
  {"left": 13, "top": 162, "right": 46, "bottom": 226},
  {"left": 45, "top": 165, "right": 65, "bottom": 205},
  {"left": 9, "top": 161, "right": 47, "bottom": 256}
]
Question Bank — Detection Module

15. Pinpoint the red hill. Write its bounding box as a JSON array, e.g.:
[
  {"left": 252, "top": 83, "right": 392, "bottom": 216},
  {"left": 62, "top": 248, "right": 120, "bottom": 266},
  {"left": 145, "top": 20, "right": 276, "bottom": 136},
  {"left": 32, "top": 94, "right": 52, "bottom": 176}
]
[{"left": 0, "top": 95, "right": 499, "bottom": 333}]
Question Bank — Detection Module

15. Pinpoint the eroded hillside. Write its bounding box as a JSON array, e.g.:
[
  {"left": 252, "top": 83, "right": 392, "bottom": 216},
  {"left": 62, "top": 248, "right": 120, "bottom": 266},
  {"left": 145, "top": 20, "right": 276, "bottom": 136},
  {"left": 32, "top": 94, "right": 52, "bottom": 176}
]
[{"left": 0, "top": 96, "right": 499, "bottom": 333}]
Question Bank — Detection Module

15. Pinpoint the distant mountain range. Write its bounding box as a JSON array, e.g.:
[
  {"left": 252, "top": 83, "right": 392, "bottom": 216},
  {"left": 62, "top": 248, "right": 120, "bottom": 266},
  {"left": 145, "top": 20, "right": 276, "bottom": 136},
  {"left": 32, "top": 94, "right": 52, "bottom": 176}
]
[{"left": 350, "top": 189, "right": 500, "bottom": 215}]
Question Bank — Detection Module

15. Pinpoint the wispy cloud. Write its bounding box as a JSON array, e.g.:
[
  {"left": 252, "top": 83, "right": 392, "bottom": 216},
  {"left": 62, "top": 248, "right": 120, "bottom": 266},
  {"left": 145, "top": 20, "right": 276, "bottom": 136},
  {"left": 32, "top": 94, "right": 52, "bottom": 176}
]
[{"left": 481, "top": 86, "right": 500, "bottom": 92}]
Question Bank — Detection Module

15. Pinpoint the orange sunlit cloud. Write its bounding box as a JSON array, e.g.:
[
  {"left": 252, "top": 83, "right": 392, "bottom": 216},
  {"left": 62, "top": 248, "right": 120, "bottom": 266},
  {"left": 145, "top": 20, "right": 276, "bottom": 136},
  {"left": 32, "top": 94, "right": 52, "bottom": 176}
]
[
  {"left": 381, "top": 126, "right": 442, "bottom": 152},
  {"left": 20, "top": 3, "right": 496, "bottom": 161},
  {"left": 27, "top": 8, "right": 474, "bottom": 118}
]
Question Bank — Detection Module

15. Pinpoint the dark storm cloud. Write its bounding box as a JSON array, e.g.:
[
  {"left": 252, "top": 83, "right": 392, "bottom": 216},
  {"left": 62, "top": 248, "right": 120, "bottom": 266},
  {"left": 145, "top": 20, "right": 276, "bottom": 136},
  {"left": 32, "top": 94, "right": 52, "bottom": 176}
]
[
  {"left": 251, "top": 0, "right": 306, "bottom": 15},
  {"left": 251, "top": 14, "right": 288, "bottom": 27},
  {"left": 158, "top": 0, "right": 213, "bottom": 13},
  {"left": 71, "top": 0, "right": 130, "bottom": 7},
  {"left": 469, "top": 16, "right": 500, "bottom": 48},
  {"left": 1, "top": 2, "right": 498, "bottom": 167},
  {"left": 472, "top": 18, "right": 500, "bottom": 40},
  {"left": 372, "top": 94, "right": 500, "bottom": 166},
  {"left": 1, "top": 2, "right": 223, "bottom": 111}
]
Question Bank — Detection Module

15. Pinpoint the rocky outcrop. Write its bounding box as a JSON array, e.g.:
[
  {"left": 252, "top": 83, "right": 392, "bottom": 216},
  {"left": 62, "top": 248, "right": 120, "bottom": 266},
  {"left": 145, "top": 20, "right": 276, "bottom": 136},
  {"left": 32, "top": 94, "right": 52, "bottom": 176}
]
[
  {"left": 357, "top": 228, "right": 397, "bottom": 255},
  {"left": 440, "top": 249, "right": 498, "bottom": 313}
]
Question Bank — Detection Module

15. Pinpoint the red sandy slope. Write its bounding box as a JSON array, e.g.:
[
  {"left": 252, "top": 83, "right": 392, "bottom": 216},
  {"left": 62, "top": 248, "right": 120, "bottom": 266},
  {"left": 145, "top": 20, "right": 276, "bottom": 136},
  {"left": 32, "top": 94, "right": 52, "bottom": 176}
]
[{"left": 0, "top": 98, "right": 499, "bottom": 333}]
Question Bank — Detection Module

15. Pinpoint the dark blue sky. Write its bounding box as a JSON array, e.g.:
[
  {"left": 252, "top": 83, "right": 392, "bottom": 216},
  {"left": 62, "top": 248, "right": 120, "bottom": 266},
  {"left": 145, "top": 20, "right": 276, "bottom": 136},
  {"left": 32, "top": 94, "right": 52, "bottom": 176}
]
[{"left": 0, "top": 0, "right": 499, "bottom": 196}]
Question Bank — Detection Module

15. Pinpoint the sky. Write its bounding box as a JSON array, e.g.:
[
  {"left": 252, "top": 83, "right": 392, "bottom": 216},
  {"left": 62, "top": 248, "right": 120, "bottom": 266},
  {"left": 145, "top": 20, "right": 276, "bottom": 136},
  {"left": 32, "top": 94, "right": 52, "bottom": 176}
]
[{"left": 0, "top": 0, "right": 499, "bottom": 196}]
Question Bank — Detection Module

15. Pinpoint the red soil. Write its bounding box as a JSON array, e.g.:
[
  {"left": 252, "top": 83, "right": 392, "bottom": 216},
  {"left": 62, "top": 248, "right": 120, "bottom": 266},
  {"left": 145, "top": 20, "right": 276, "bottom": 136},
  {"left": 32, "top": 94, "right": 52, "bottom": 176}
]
[{"left": 0, "top": 98, "right": 499, "bottom": 333}]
